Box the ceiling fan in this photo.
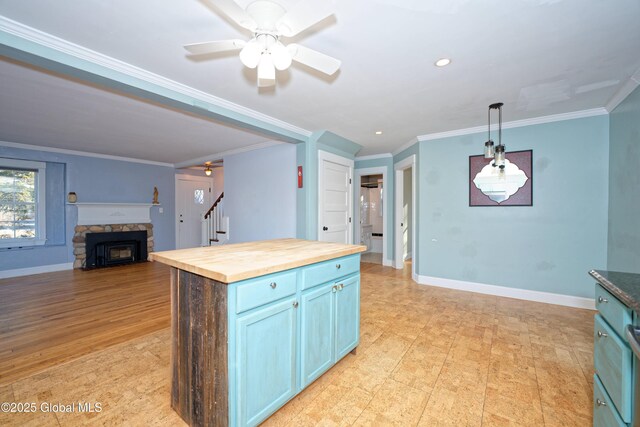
[184,0,341,87]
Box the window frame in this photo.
[0,158,47,248]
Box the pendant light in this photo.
[204,165,212,176]
[484,102,505,169]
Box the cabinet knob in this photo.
[597,330,608,338]
[336,264,341,269]
[596,398,607,407]
[338,283,344,290]
[332,285,337,293]
[598,296,608,303]
[270,282,277,289]
[293,301,299,308]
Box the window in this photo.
[194,189,204,205]
[0,158,46,248]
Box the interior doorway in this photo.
[175,174,213,249]
[395,155,416,279]
[355,167,387,265]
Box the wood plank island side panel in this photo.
[150,238,366,283]
[171,268,229,427]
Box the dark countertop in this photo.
[590,269,640,312]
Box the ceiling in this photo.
[1,0,639,162]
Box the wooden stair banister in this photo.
[204,192,224,219]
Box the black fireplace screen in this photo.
[84,230,147,269]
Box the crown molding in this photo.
[417,108,608,142]
[354,153,392,162]
[0,140,175,167]
[605,67,640,113]
[392,137,419,157]
[0,16,311,140]
[174,140,285,168]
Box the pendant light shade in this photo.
[484,102,505,168]
[257,54,276,87]
[484,140,495,159]
[239,38,261,69]
[270,41,292,70]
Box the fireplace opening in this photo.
[84,230,148,269]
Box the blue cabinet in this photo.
[300,273,360,389]
[300,282,335,388]
[229,254,361,427]
[335,274,360,360]
[593,284,635,426]
[236,297,298,426]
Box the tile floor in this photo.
[360,252,383,265]
[0,263,595,426]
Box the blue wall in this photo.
[608,85,640,272]
[224,143,297,243]
[0,144,176,271]
[416,115,609,298]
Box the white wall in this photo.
[212,166,224,200]
[224,143,297,243]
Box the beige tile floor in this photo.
[360,252,383,265]
[0,264,594,426]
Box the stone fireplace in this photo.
[71,203,156,269]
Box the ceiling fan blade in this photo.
[184,39,246,55]
[207,0,257,31]
[288,44,341,75]
[276,0,334,37]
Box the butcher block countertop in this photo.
[149,238,366,283]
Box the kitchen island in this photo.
[150,238,366,427]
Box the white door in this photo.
[318,151,353,244]
[176,176,212,249]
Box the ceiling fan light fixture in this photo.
[257,54,276,87]
[270,41,292,70]
[204,166,212,176]
[239,39,261,69]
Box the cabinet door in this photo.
[300,282,335,389]
[335,274,360,360]
[236,297,297,427]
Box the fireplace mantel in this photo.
[72,203,157,226]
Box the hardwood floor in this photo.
[0,262,171,385]
[0,262,595,426]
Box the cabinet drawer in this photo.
[235,271,297,314]
[595,284,632,338]
[593,374,626,427]
[594,314,632,423]
[301,255,359,290]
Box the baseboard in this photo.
[0,262,74,280]
[403,251,412,261]
[415,275,595,310]
[382,258,393,267]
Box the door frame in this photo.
[317,150,354,244]
[394,155,416,279]
[354,167,387,264]
[174,173,213,249]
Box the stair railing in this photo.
[204,192,225,244]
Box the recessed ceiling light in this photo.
[375,131,383,135]
[435,58,451,67]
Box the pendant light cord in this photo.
[498,104,502,148]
